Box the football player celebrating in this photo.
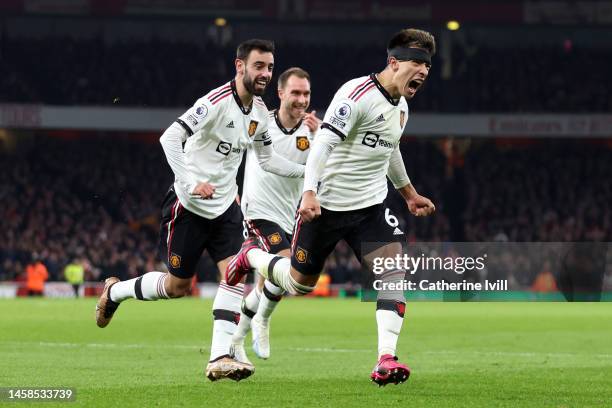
[230,67,319,363]
[226,29,436,386]
[95,39,305,382]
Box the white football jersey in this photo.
[242,110,314,234]
[174,80,270,219]
[317,74,409,211]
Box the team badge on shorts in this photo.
[268,232,282,245]
[295,247,308,263]
[296,136,310,151]
[400,111,406,128]
[248,120,259,137]
[169,253,181,268]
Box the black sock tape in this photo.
[134,276,144,300]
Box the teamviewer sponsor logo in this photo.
[362,132,394,149]
[362,132,379,148]
[216,141,232,156]
[378,139,394,149]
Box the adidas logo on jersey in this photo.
[393,227,403,236]
[376,114,385,122]
[226,121,235,128]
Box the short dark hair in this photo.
[236,39,275,61]
[277,67,311,89]
[387,28,436,56]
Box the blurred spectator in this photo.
[64,257,85,297]
[531,260,558,292]
[0,134,610,287]
[1,36,609,113]
[25,254,48,296]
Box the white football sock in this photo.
[376,309,404,358]
[232,287,261,343]
[244,286,262,312]
[246,248,277,279]
[109,271,169,303]
[258,280,284,319]
[245,251,314,296]
[210,282,244,361]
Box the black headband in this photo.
[387,47,431,65]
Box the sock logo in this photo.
[295,247,308,263]
[169,253,181,268]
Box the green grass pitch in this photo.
[1,298,611,407]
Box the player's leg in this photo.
[364,242,409,386]
[205,202,254,381]
[232,274,262,352]
[248,263,286,359]
[232,220,290,359]
[231,274,263,361]
[244,220,289,320]
[348,203,410,386]
[231,220,267,350]
[96,191,204,328]
[249,220,291,320]
[226,212,339,295]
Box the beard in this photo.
[243,73,268,96]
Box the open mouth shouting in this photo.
[406,78,424,96]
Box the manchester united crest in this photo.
[268,232,282,245]
[248,120,259,137]
[169,253,181,268]
[295,247,308,263]
[400,111,406,128]
[296,136,310,151]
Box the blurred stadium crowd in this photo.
[1,36,610,113]
[1,135,609,287]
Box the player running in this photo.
[230,67,319,364]
[95,39,305,382]
[226,29,436,386]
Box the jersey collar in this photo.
[370,73,400,106]
[274,110,303,135]
[230,79,252,115]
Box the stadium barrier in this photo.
[1,281,611,301]
[2,104,612,137]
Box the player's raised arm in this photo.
[251,124,305,178]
